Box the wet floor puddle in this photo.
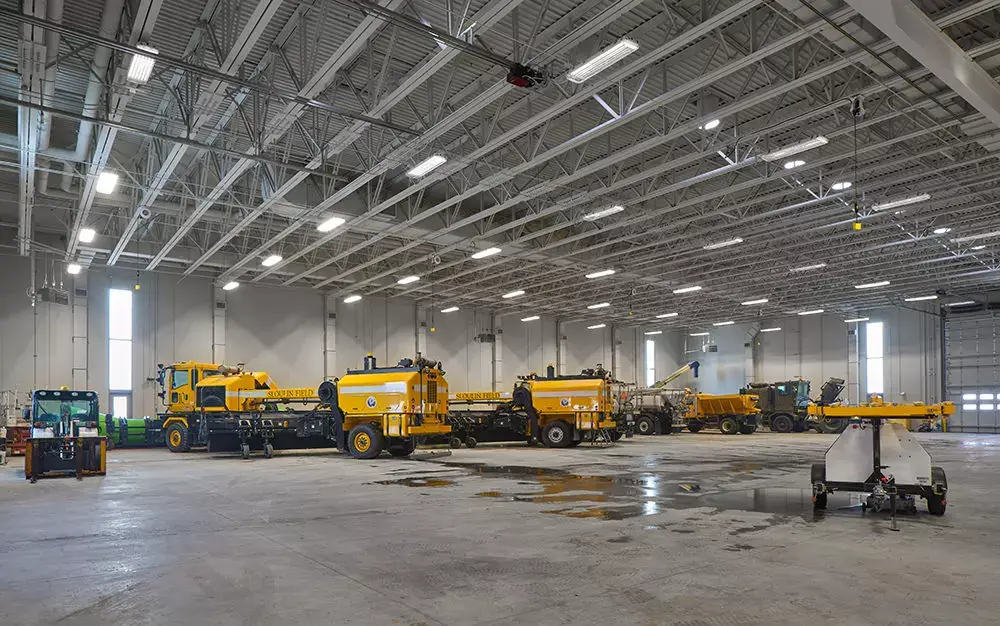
[374,477,456,488]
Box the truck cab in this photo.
[156,361,221,413]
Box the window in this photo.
[111,395,129,418]
[172,369,190,390]
[865,321,884,396]
[109,288,133,393]
[645,339,656,387]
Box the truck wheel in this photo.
[686,420,704,433]
[719,417,739,435]
[541,421,572,448]
[387,438,416,457]
[348,424,384,459]
[449,437,463,449]
[770,414,794,433]
[926,466,947,515]
[263,443,274,459]
[464,436,478,449]
[165,424,191,452]
[739,423,757,435]
[240,443,250,460]
[636,415,656,435]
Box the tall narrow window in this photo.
[645,339,656,387]
[109,289,133,415]
[865,321,884,396]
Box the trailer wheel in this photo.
[686,420,704,433]
[449,437,463,449]
[240,443,250,460]
[719,417,739,435]
[542,421,572,448]
[739,423,757,435]
[926,466,947,515]
[165,424,191,452]
[388,438,416,457]
[464,436,478,449]
[263,443,274,459]
[636,415,656,435]
[348,424,384,459]
[770,414,794,434]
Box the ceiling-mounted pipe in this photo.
[60,0,125,192]
[36,0,63,195]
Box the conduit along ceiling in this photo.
[4,0,1000,329]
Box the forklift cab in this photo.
[29,389,100,438]
[156,362,221,412]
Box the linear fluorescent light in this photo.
[871,193,930,211]
[127,44,158,84]
[702,237,743,250]
[945,301,976,307]
[587,323,607,330]
[567,38,639,84]
[952,230,1000,243]
[406,155,447,177]
[78,227,96,243]
[844,317,870,323]
[471,247,501,259]
[95,171,118,194]
[741,298,768,306]
[521,315,540,322]
[790,263,826,272]
[317,216,346,233]
[700,118,720,131]
[261,254,282,267]
[904,295,938,302]
[223,281,239,291]
[783,160,805,170]
[713,321,734,326]
[502,290,525,299]
[343,295,362,303]
[760,136,828,162]
[441,306,459,313]
[971,245,987,251]
[587,302,611,309]
[66,263,81,275]
[582,205,625,221]
[854,280,890,289]
[933,227,951,235]
[760,327,781,333]
[656,312,678,318]
[644,330,662,335]
[830,181,852,191]
[690,332,710,337]
[798,309,824,316]
[585,269,616,279]
[397,275,420,285]
[673,286,702,294]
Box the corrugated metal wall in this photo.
[945,311,1000,433]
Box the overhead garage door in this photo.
[945,311,1000,433]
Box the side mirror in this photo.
[22,407,30,421]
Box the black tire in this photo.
[813,492,828,510]
[240,443,250,460]
[686,420,704,433]
[165,424,191,452]
[263,443,273,459]
[567,440,582,447]
[816,418,848,434]
[739,423,756,435]
[465,437,478,449]
[770,414,794,434]
[811,463,827,510]
[792,420,806,433]
[449,437,463,449]
[541,420,572,448]
[636,415,656,436]
[608,430,623,442]
[387,438,416,458]
[348,424,384,459]
[719,417,739,435]
[927,466,947,515]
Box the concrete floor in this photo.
[2,432,1000,625]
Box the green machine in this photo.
[98,415,165,448]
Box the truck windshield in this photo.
[34,399,97,425]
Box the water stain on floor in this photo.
[374,477,456,488]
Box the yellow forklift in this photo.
[24,389,106,482]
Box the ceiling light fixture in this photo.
[585,269,616,279]
[790,263,827,272]
[945,301,976,307]
[656,312,678,319]
[406,155,447,177]
[587,302,611,309]
[952,230,1000,243]
[904,295,938,302]
[587,323,607,330]
[854,280,890,289]
[567,38,639,83]
[644,330,662,335]
[78,227,96,243]
[871,193,930,211]
[713,321,735,326]
[343,295,362,303]
[933,227,951,235]
[760,327,781,333]
[471,247,501,259]
[830,181,852,191]
[317,216,346,233]
[223,281,239,291]
[760,136,829,162]
[582,205,625,221]
[66,263,81,275]
[783,160,805,169]
[700,118,721,130]
[673,286,702,294]
[971,245,987,251]
[741,298,768,306]
[798,309,824,316]
[702,237,743,250]
[441,306,459,313]
[844,317,870,323]
[95,171,119,194]
[127,44,158,84]
[502,290,525,299]
[690,332,710,337]
[521,315,540,322]
[261,254,282,267]
[397,275,420,285]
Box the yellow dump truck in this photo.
[511,365,626,447]
[318,354,451,459]
[681,392,761,435]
